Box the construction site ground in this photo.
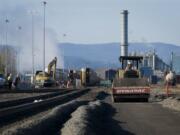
[1,85,180,135]
[0,92,52,102]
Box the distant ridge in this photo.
[58,42,180,69]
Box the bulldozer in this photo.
[35,57,57,88]
[112,56,150,102]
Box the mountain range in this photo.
[58,42,180,69]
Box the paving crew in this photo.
[165,71,176,96]
[7,73,13,89]
[124,61,138,78]
[13,74,21,89]
[125,61,133,71]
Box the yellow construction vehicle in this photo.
[35,57,57,88]
[80,68,99,86]
[112,56,150,102]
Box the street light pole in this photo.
[18,26,22,73]
[5,19,9,76]
[43,1,47,72]
[62,34,66,80]
[31,12,35,84]
[16,26,20,74]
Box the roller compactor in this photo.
[112,56,150,102]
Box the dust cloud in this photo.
[0,1,64,73]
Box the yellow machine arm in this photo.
[47,57,57,79]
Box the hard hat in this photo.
[127,61,132,65]
[45,68,48,72]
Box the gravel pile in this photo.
[1,88,110,135]
[159,97,180,111]
[61,100,107,135]
[1,100,86,135]
[150,88,180,111]
[150,93,167,102]
[77,87,109,101]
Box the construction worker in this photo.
[124,61,138,78]
[67,80,71,88]
[13,74,21,89]
[7,73,13,89]
[165,71,176,96]
[125,61,133,71]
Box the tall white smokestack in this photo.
[121,10,128,56]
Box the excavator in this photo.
[112,56,150,102]
[35,57,57,88]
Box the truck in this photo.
[112,56,150,102]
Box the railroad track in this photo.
[0,88,69,93]
[0,89,74,109]
[0,88,90,127]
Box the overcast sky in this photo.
[0,0,180,45]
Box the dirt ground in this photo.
[1,86,180,135]
[0,88,106,135]
[0,93,52,102]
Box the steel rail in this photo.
[0,88,89,127]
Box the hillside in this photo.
[58,42,180,69]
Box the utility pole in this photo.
[17,26,22,73]
[43,1,47,72]
[31,12,35,84]
[62,34,66,80]
[5,19,9,76]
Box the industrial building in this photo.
[141,51,170,71]
[120,10,169,76]
[172,52,180,74]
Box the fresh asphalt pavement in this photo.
[107,100,180,135]
[92,88,180,135]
